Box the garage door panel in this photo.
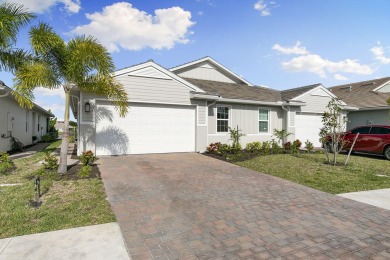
[295,114,323,147]
[96,103,195,155]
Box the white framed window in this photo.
[259,108,270,133]
[217,106,230,133]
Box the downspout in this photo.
[281,102,290,143]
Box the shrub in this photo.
[41,134,56,142]
[218,144,232,156]
[293,139,302,148]
[69,136,75,143]
[78,165,92,178]
[0,152,14,174]
[42,152,58,170]
[246,141,262,153]
[207,142,221,154]
[262,141,271,155]
[271,139,282,154]
[283,141,291,150]
[228,126,245,154]
[305,140,314,153]
[273,129,292,144]
[80,150,97,166]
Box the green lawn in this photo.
[0,141,115,239]
[236,152,390,194]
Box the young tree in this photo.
[13,23,128,173]
[319,98,348,166]
[0,3,35,72]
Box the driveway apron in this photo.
[99,153,390,259]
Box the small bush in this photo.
[293,139,302,148]
[80,150,97,166]
[305,140,314,153]
[262,141,271,155]
[290,139,302,154]
[207,142,221,154]
[41,134,56,142]
[42,152,58,170]
[283,141,291,150]
[0,152,14,174]
[271,139,282,154]
[78,165,92,178]
[246,141,262,153]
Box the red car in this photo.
[340,125,390,160]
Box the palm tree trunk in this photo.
[58,88,70,173]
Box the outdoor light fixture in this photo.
[85,102,91,112]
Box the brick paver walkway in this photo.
[99,153,390,259]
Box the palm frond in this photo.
[14,60,62,89]
[0,3,35,49]
[11,85,34,109]
[0,48,33,72]
[66,35,115,81]
[77,75,128,117]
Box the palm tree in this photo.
[0,3,35,72]
[14,23,128,173]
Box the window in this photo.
[259,109,269,133]
[351,127,371,134]
[370,127,390,135]
[217,106,229,132]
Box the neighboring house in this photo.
[71,57,352,156]
[0,81,54,152]
[329,77,390,129]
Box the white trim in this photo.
[258,107,271,134]
[114,61,205,93]
[216,104,232,133]
[373,79,390,92]
[169,57,253,86]
[219,98,304,106]
[357,106,390,111]
[246,133,273,136]
[289,110,295,128]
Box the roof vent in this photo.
[360,82,374,87]
[147,59,154,62]
[340,86,352,92]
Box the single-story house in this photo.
[329,77,390,129]
[71,57,353,156]
[0,81,54,152]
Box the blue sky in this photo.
[1,0,390,120]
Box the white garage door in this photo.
[95,103,195,155]
[295,113,323,147]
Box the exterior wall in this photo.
[175,61,240,84]
[116,75,192,105]
[0,97,49,152]
[297,93,333,113]
[347,109,390,130]
[78,123,95,154]
[206,103,284,148]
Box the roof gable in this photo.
[170,57,253,86]
[114,61,205,93]
[291,84,343,103]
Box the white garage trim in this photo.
[95,102,196,155]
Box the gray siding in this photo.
[377,83,390,93]
[196,126,207,152]
[347,110,390,129]
[116,75,192,105]
[191,99,207,125]
[297,93,333,113]
[206,103,284,148]
[176,63,238,84]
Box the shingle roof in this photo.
[184,78,281,102]
[281,84,321,100]
[329,77,390,108]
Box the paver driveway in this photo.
[99,153,390,259]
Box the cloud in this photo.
[334,74,348,81]
[254,0,278,16]
[282,54,373,78]
[371,42,390,64]
[70,2,195,52]
[0,0,81,13]
[272,41,309,55]
[34,87,65,99]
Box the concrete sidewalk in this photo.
[338,188,390,211]
[0,223,130,260]
[9,143,51,160]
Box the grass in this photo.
[235,152,390,194]
[0,141,115,239]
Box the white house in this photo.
[0,81,53,152]
[70,57,353,156]
[330,77,390,129]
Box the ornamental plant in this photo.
[0,152,14,174]
[207,142,221,154]
[42,152,58,170]
[80,150,97,166]
[305,140,314,153]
